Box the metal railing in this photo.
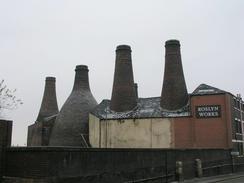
[123,158,240,183]
[124,174,174,183]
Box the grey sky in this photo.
[0,0,243,145]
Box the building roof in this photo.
[91,97,190,120]
[192,84,227,96]
[91,83,232,120]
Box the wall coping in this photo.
[6,147,231,152]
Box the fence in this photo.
[123,157,244,183]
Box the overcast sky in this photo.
[0,0,243,145]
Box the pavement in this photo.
[179,172,244,183]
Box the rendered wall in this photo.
[89,115,172,148]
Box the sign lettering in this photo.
[196,105,221,118]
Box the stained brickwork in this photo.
[27,77,59,146]
[110,45,137,112]
[27,122,42,146]
[173,93,232,149]
[36,77,59,122]
[161,40,189,110]
[4,147,231,182]
[27,116,56,146]
[0,120,12,181]
[0,120,12,147]
[49,65,97,146]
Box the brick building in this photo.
[25,40,244,154]
[89,84,243,153]
[89,40,244,155]
[1,40,244,182]
[174,83,240,150]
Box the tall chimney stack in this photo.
[49,65,97,146]
[110,45,137,112]
[36,77,59,121]
[160,40,188,110]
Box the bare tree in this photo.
[0,79,23,117]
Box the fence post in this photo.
[230,151,239,173]
[195,159,203,178]
[176,161,183,182]
[231,155,236,173]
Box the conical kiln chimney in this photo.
[36,77,59,122]
[160,40,188,110]
[49,65,97,146]
[110,45,137,112]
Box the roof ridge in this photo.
[192,83,227,95]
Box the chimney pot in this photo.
[165,39,180,46]
[45,77,56,82]
[72,65,90,91]
[75,65,88,71]
[116,45,131,51]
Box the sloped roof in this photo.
[91,97,190,120]
[192,84,227,96]
[91,83,231,120]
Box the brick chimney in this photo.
[110,45,137,112]
[49,65,97,146]
[72,65,90,91]
[160,40,188,110]
[36,77,59,122]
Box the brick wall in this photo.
[0,120,12,182]
[4,147,231,182]
[27,122,42,146]
[27,117,56,147]
[174,93,233,149]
